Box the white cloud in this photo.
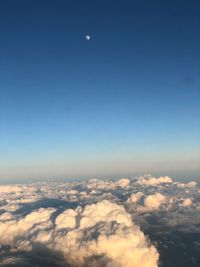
[127,192,143,204]
[55,209,77,230]
[86,179,116,190]
[66,189,78,195]
[79,200,132,229]
[0,175,199,266]
[0,208,55,243]
[0,185,22,194]
[54,200,159,267]
[180,198,193,207]
[0,203,21,212]
[86,178,130,191]
[137,175,173,186]
[0,200,159,267]
[176,181,197,188]
[138,193,167,212]
[116,178,130,188]
[0,212,16,222]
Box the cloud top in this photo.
[137,175,173,186]
[0,200,159,267]
[0,174,199,266]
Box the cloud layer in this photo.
[0,174,199,266]
[0,200,158,267]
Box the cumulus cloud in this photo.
[54,200,159,267]
[80,200,132,229]
[0,212,16,222]
[180,198,193,207]
[137,175,173,186]
[0,185,23,193]
[55,209,77,230]
[0,175,199,266]
[176,181,197,188]
[66,190,78,195]
[85,178,130,192]
[137,193,167,212]
[127,192,143,204]
[116,178,130,188]
[0,203,21,212]
[0,200,159,267]
[86,179,117,191]
[0,208,55,243]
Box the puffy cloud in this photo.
[0,175,199,266]
[0,208,55,243]
[55,209,77,230]
[180,198,193,207]
[66,190,78,195]
[86,179,117,190]
[187,181,197,187]
[56,223,158,267]
[138,193,167,212]
[86,178,130,191]
[116,178,130,188]
[80,200,132,229]
[0,212,16,221]
[137,176,173,186]
[127,192,143,204]
[0,185,22,193]
[176,181,197,188]
[0,203,21,212]
[0,200,159,267]
[54,200,159,267]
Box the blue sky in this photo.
[0,0,200,181]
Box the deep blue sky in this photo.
[0,0,200,181]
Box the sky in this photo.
[0,0,200,181]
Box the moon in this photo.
[85,35,91,40]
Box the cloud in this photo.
[176,181,197,188]
[137,175,173,186]
[0,208,55,243]
[137,193,167,212]
[86,179,117,191]
[54,200,159,267]
[116,178,130,188]
[127,192,143,204]
[0,200,159,267]
[0,203,21,212]
[79,200,132,229]
[0,185,23,194]
[180,198,193,207]
[86,178,130,191]
[55,209,77,230]
[0,212,16,222]
[0,256,22,266]
[0,174,199,266]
